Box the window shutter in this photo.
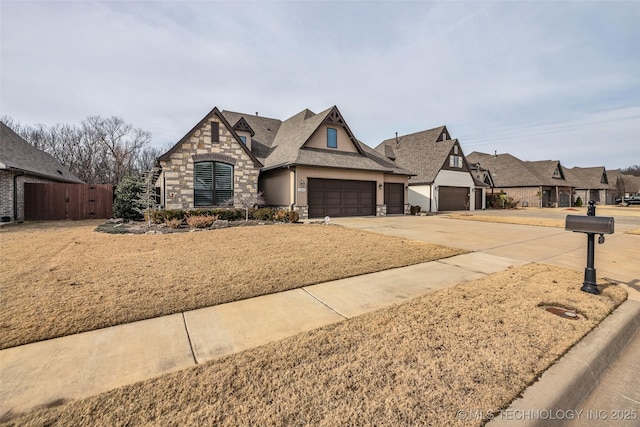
[449,155,454,167]
[194,162,214,206]
[214,163,233,205]
[211,122,219,143]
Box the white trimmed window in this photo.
[449,155,463,168]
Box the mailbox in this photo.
[565,215,614,234]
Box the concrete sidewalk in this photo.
[0,251,525,419]
[1,215,638,421]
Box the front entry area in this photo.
[308,178,376,218]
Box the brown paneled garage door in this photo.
[384,183,404,214]
[308,178,375,218]
[438,186,469,211]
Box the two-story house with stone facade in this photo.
[157,106,412,219]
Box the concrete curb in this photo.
[488,299,640,426]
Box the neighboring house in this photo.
[157,106,412,219]
[375,126,486,212]
[566,166,615,205]
[466,152,574,208]
[620,173,640,197]
[0,121,84,223]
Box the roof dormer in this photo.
[233,117,255,150]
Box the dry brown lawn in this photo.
[0,221,465,349]
[446,210,640,234]
[5,264,626,426]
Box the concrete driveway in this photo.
[333,214,640,287]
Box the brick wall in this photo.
[492,187,541,208]
[160,116,260,210]
[0,170,14,220]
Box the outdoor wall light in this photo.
[299,179,306,188]
[379,184,383,189]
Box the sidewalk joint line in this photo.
[182,312,198,365]
[435,258,489,276]
[301,288,349,320]
[481,231,566,251]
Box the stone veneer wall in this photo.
[294,205,308,220]
[160,116,260,210]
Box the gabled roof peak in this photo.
[232,116,255,136]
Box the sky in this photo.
[1,1,639,170]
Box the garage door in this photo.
[384,183,404,214]
[308,178,375,218]
[438,186,469,211]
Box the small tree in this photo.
[229,192,266,222]
[140,166,161,226]
[113,175,146,220]
[575,196,583,207]
[498,191,508,208]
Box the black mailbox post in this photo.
[565,200,615,294]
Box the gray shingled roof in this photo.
[159,107,262,167]
[162,106,412,176]
[524,160,569,186]
[466,152,570,188]
[374,127,456,184]
[621,174,640,194]
[565,166,613,190]
[220,111,281,162]
[0,122,84,183]
[258,106,411,175]
[260,107,329,169]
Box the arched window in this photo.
[194,162,233,206]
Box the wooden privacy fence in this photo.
[24,183,113,220]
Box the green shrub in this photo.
[149,207,300,224]
[151,208,243,223]
[251,207,299,223]
[150,209,185,223]
[575,197,583,207]
[113,175,145,220]
[251,207,276,221]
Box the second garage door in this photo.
[308,178,375,218]
[384,183,404,214]
[438,186,469,211]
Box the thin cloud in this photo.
[1,1,638,169]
